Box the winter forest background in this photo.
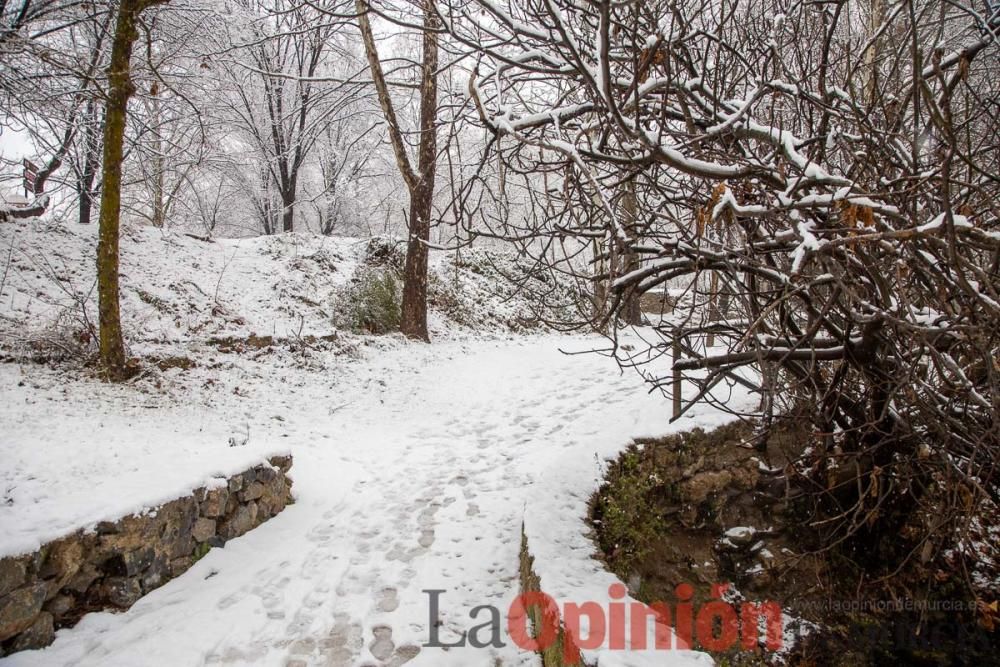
[1,0,999,664]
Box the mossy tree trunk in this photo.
[97,0,167,380]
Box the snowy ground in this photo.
[2,332,754,667]
[0,221,755,666]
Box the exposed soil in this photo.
[589,417,999,666]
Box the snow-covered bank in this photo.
[0,363,291,557]
[522,385,755,667]
[0,221,579,357]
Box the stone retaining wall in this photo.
[0,455,293,656]
[519,528,588,667]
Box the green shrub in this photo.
[590,447,665,575]
[332,267,401,334]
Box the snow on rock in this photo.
[724,526,756,543]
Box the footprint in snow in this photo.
[417,504,439,527]
[367,625,421,666]
[315,613,364,666]
[376,587,399,613]
[336,569,374,596]
[386,543,420,563]
[216,591,243,610]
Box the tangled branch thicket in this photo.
[446,0,1000,576]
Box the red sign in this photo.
[23,158,38,194]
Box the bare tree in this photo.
[446,0,1000,573]
[211,0,355,234]
[0,0,113,221]
[313,118,381,235]
[355,0,439,340]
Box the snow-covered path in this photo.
[3,334,743,667]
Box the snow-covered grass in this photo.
[522,352,757,667]
[0,220,581,363]
[0,221,352,347]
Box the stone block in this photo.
[201,487,229,518]
[256,465,277,483]
[104,545,155,578]
[192,518,217,543]
[268,455,293,473]
[7,611,53,653]
[64,563,100,595]
[168,556,194,578]
[39,538,84,598]
[43,594,74,621]
[140,552,169,593]
[0,582,46,642]
[240,481,265,502]
[97,514,159,554]
[219,502,257,541]
[0,558,27,598]
[96,577,142,609]
[159,497,198,560]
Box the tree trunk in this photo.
[620,177,642,325]
[398,4,438,341]
[356,0,438,341]
[281,184,296,233]
[150,81,166,228]
[401,182,432,339]
[79,186,94,226]
[593,236,609,333]
[96,0,165,380]
[78,100,100,225]
[864,0,885,105]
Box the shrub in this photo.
[590,447,666,575]
[331,267,401,335]
[0,307,96,365]
[427,272,475,326]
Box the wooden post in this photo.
[672,328,682,419]
[707,270,719,348]
[621,177,642,325]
